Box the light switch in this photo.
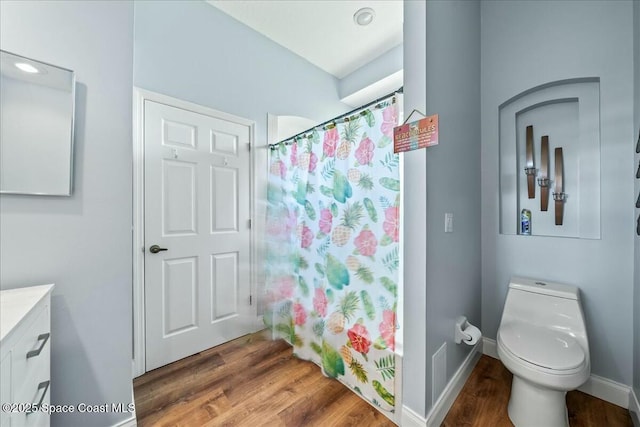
[445,213,453,233]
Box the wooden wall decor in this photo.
[538,136,550,211]
[553,147,566,225]
[525,125,536,198]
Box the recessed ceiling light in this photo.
[354,7,375,26]
[15,62,39,73]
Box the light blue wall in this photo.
[402,0,481,417]
[338,44,403,100]
[481,0,635,385]
[423,0,481,413]
[402,0,428,417]
[134,0,349,139]
[634,0,640,406]
[0,1,135,426]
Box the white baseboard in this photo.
[400,342,481,427]
[112,383,138,427]
[425,341,482,427]
[630,388,640,427]
[578,374,631,409]
[112,415,136,427]
[482,337,498,359]
[482,337,633,410]
[401,404,427,427]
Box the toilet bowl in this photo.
[497,277,590,427]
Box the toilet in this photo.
[497,277,590,427]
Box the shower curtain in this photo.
[264,97,400,413]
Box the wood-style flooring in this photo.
[442,354,634,427]
[133,331,395,426]
[134,332,633,427]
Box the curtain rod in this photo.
[270,87,403,149]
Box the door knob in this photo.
[149,245,168,254]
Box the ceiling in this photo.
[206,0,403,79]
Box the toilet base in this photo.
[508,375,569,427]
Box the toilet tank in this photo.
[500,277,588,346]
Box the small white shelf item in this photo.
[1,284,54,427]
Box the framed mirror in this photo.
[0,50,75,196]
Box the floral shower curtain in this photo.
[264,97,400,413]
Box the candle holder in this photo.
[537,177,550,187]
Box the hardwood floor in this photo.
[442,355,634,427]
[135,334,633,427]
[133,331,395,426]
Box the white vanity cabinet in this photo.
[0,284,54,427]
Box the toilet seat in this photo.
[498,322,586,374]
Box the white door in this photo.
[144,100,254,371]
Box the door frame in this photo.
[132,88,258,377]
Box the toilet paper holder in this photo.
[454,316,481,345]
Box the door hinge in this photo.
[249,295,253,305]
[247,143,251,151]
[248,219,252,229]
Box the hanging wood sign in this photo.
[393,114,439,153]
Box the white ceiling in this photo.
[206,0,403,79]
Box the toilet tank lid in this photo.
[509,277,579,300]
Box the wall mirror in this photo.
[0,50,75,196]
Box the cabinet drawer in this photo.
[13,354,50,410]
[11,304,50,401]
[11,378,50,427]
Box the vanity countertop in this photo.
[0,284,54,343]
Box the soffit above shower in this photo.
[206,0,403,79]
